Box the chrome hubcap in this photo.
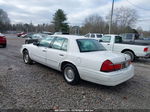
[64,67,75,82]
[24,53,29,63]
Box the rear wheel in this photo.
[63,64,80,85]
[23,50,33,64]
[123,51,135,61]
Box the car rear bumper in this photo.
[0,40,6,44]
[138,53,150,58]
[145,53,150,58]
[79,65,134,86]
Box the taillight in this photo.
[1,36,5,39]
[101,60,127,72]
[144,47,149,52]
[101,60,114,72]
[114,64,122,70]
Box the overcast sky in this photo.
[0,0,150,31]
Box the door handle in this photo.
[107,44,110,45]
[59,54,64,56]
[42,50,47,52]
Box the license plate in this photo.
[122,62,128,68]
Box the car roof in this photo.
[87,33,103,34]
[103,34,119,36]
[52,35,86,40]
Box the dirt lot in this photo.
[0,34,150,110]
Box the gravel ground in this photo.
[0,34,150,110]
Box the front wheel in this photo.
[23,50,33,64]
[63,64,80,85]
[123,51,135,61]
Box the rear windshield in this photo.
[77,39,106,52]
[126,34,133,40]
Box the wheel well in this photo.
[61,61,76,71]
[121,49,135,56]
[22,48,28,54]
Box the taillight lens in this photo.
[144,47,149,52]
[114,64,122,70]
[101,60,114,72]
[100,60,130,72]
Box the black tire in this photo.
[123,51,135,61]
[23,50,33,64]
[3,44,6,48]
[62,64,80,85]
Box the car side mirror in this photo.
[33,41,39,46]
[99,40,103,42]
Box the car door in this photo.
[113,36,123,52]
[46,37,68,70]
[31,39,51,65]
[101,36,112,51]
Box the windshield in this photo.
[77,39,106,52]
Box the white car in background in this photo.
[21,35,134,86]
[100,34,150,61]
[85,33,103,41]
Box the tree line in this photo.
[0,9,69,33]
[0,8,150,36]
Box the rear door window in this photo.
[61,39,68,51]
[51,37,68,51]
[39,40,50,47]
[39,36,54,47]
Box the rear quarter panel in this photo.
[69,53,104,81]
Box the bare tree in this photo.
[107,7,138,34]
[81,14,108,34]
[114,7,137,26]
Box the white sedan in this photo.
[21,35,134,86]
